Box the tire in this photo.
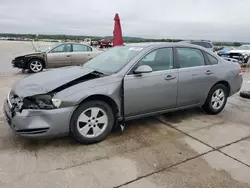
[71,100,114,144]
[239,91,250,99]
[28,59,44,73]
[202,84,228,115]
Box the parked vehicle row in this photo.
[11,42,102,73]
[3,43,243,144]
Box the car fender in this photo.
[25,55,46,68]
[56,81,122,116]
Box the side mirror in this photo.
[134,65,153,74]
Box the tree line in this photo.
[0,33,243,46]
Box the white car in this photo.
[228,45,250,63]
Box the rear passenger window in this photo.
[73,44,91,52]
[177,48,205,68]
[206,53,218,65]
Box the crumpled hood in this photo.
[17,52,44,57]
[15,52,44,59]
[12,66,95,97]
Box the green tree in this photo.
[232,42,241,46]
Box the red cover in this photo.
[113,13,124,46]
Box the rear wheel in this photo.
[202,84,228,114]
[28,59,44,73]
[71,100,114,144]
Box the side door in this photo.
[124,47,179,118]
[71,44,92,65]
[176,47,216,107]
[46,44,72,68]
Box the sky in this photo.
[1,0,250,42]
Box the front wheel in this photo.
[28,59,44,73]
[202,84,228,115]
[71,100,114,144]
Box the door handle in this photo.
[165,75,176,81]
[66,55,71,57]
[206,70,213,75]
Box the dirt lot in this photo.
[0,41,250,188]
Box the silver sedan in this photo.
[11,42,102,73]
[3,43,243,144]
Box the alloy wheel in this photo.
[211,89,225,110]
[30,61,43,72]
[77,107,108,138]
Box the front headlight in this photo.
[23,94,55,109]
[244,54,249,59]
[52,98,62,108]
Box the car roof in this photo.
[125,42,210,50]
[124,42,216,56]
[180,40,212,44]
[125,42,166,47]
[55,42,92,47]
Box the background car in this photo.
[180,40,215,52]
[3,43,243,144]
[217,46,235,57]
[11,42,103,73]
[227,45,250,64]
[99,39,112,48]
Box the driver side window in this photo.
[50,44,72,53]
[136,48,174,72]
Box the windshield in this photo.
[38,46,52,52]
[236,45,250,50]
[83,46,143,74]
[36,43,61,52]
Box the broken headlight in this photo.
[23,94,57,109]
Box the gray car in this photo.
[3,43,243,144]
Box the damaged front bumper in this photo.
[3,99,75,138]
[12,59,26,69]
